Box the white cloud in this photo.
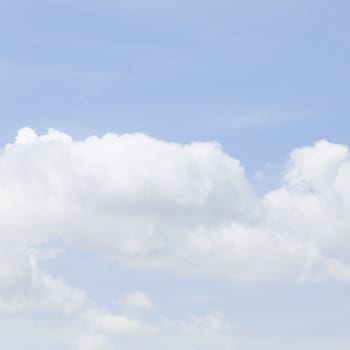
[76,334,112,350]
[0,242,85,312]
[77,308,235,350]
[3,131,350,349]
[178,310,233,335]
[82,309,156,335]
[77,308,156,350]
[119,290,153,310]
[1,127,350,296]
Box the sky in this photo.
[1,0,350,349]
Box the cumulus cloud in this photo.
[1,127,350,296]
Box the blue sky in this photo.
[1,0,350,163]
[1,1,350,349]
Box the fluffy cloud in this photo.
[1,127,350,298]
[0,127,257,277]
